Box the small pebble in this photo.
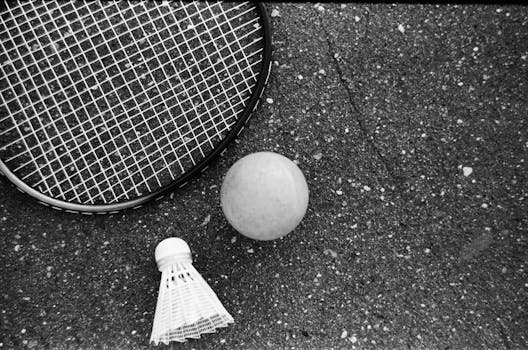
[324,249,338,258]
[313,152,323,160]
[341,330,348,338]
[397,24,405,33]
[462,167,473,177]
[201,214,211,226]
[270,9,280,17]
[266,97,273,104]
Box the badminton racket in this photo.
[0,1,272,213]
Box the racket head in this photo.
[0,1,272,213]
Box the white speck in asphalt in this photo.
[397,24,405,33]
[336,190,343,195]
[270,9,280,17]
[266,97,273,104]
[350,335,357,343]
[14,245,21,252]
[341,330,348,338]
[51,41,60,51]
[324,249,338,258]
[201,214,211,226]
[462,167,473,177]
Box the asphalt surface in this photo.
[1,3,528,350]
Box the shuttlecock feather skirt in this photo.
[150,262,234,345]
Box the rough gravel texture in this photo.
[1,3,528,350]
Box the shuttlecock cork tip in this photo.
[155,237,192,271]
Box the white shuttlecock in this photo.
[150,237,234,345]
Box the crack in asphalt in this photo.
[318,16,408,198]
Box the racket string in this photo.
[179,3,249,143]
[11,48,262,193]
[3,3,89,202]
[0,2,252,110]
[31,77,259,202]
[0,6,261,133]
[0,1,265,204]
[57,97,253,202]
[8,51,258,190]
[1,10,262,156]
[39,1,132,202]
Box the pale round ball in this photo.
[220,152,309,240]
